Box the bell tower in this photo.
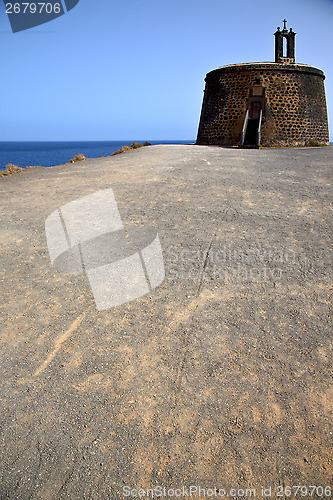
[274,19,296,63]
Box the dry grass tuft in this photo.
[110,141,151,156]
[0,163,24,177]
[67,153,86,163]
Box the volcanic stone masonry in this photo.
[196,20,329,148]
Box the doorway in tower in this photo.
[240,83,265,148]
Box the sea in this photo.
[0,140,195,171]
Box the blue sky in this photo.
[1,0,332,141]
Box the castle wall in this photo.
[196,63,329,147]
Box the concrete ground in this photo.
[0,145,332,499]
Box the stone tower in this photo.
[196,21,329,148]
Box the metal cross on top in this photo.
[283,19,288,30]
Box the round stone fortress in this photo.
[196,20,329,148]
